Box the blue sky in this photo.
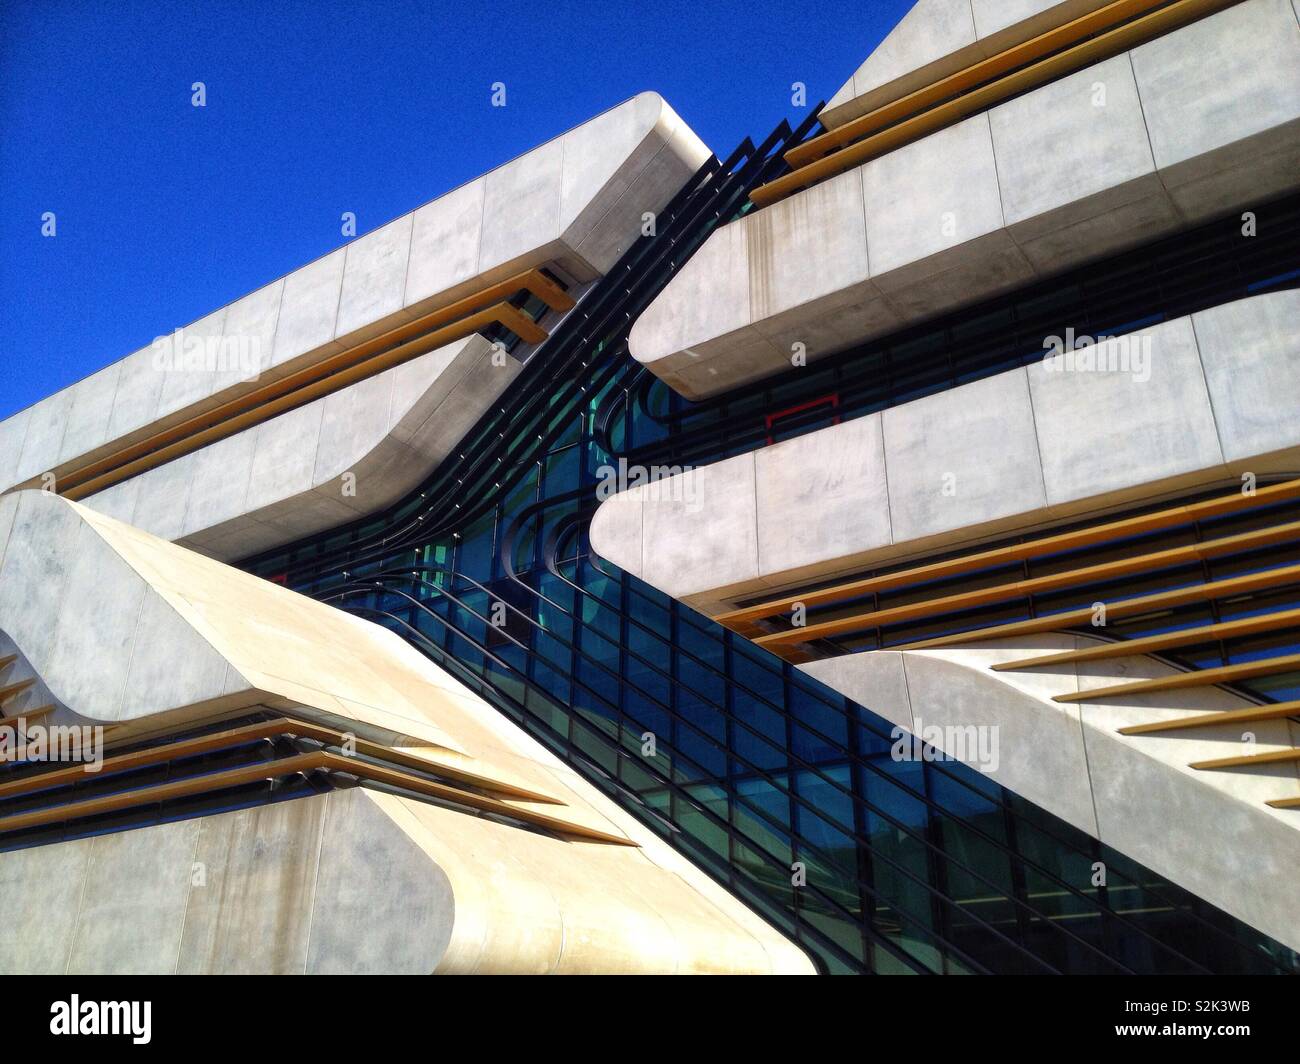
[0,0,910,420]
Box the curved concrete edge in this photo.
[599,291,1300,611]
[79,333,515,561]
[0,490,814,972]
[0,91,712,495]
[631,0,1300,398]
[561,92,711,276]
[823,0,1117,130]
[799,637,1300,953]
[0,488,467,750]
[383,790,812,974]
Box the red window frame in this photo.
[764,393,841,445]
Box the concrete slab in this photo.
[271,248,346,371]
[336,215,415,342]
[1194,289,1300,464]
[882,369,1047,543]
[755,414,891,577]
[1027,317,1224,507]
[66,819,201,974]
[58,363,121,465]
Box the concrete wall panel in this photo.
[66,818,202,975]
[336,215,415,342]
[755,412,891,579]
[863,114,1005,276]
[272,248,346,370]
[58,363,121,465]
[0,408,30,491]
[1194,288,1300,463]
[1027,317,1224,506]
[640,454,761,601]
[13,390,73,484]
[221,279,284,381]
[0,838,91,974]
[990,54,1169,271]
[155,309,229,421]
[479,139,565,276]
[181,430,256,537]
[42,521,150,720]
[177,798,328,975]
[129,451,196,541]
[306,788,456,974]
[1131,0,1300,175]
[404,179,485,312]
[105,346,168,441]
[883,369,1046,544]
[750,168,869,321]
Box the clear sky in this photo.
[0,0,911,420]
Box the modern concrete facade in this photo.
[630,0,1300,398]
[4,0,1300,975]
[593,0,1300,968]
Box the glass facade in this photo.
[244,125,1300,974]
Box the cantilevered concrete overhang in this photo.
[81,334,514,559]
[0,93,710,558]
[629,0,1300,399]
[0,491,812,974]
[821,0,1125,131]
[599,290,1300,610]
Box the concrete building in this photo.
[3,0,1299,973]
